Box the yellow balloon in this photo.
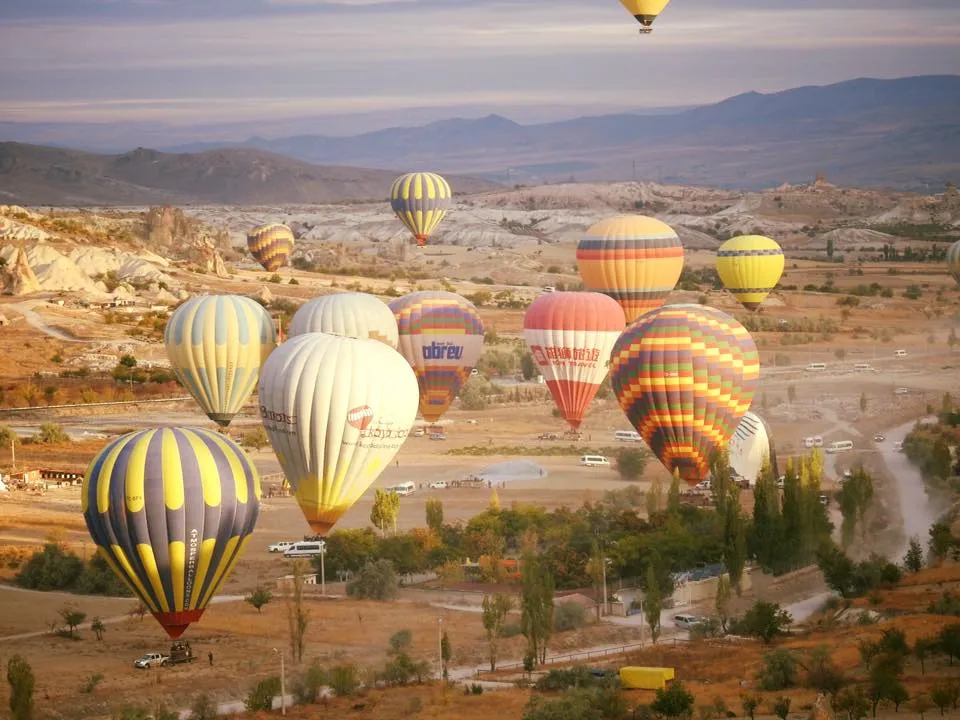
[715,235,785,311]
[619,0,671,30]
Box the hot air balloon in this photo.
[577,215,684,324]
[165,295,277,427]
[523,292,625,430]
[247,223,294,272]
[715,235,785,311]
[289,292,399,348]
[947,240,960,288]
[610,304,759,484]
[619,0,671,32]
[389,291,484,423]
[258,333,419,535]
[82,427,260,638]
[728,411,778,487]
[390,172,452,247]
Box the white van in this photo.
[387,481,416,496]
[894,350,907,358]
[284,541,325,558]
[614,430,642,442]
[803,436,815,448]
[542,286,556,293]
[813,436,824,448]
[826,440,854,454]
[853,363,874,372]
[579,455,610,467]
[805,363,826,372]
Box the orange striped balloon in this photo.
[247,223,294,272]
[577,215,684,323]
[610,304,759,484]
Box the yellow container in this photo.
[618,666,675,690]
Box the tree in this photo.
[833,686,870,720]
[245,585,273,613]
[930,683,953,714]
[91,617,105,641]
[245,677,281,711]
[914,636,937,674]
[616,448,647,481]
[668,469,681,512]
[520,352,538,381]
[285,559,310,664]
[757,649,798,691]
[425,498,444,532]
[905,536,925,573]
[489,488,501,511]
[7,655,35,720]
[908,695,935,719]
[773,697,791,720]
[482,594,512,671]
[59,606,87,638]
[650,681,695,717]
[869,657,908,715]
[839,466,874,547]
[346,559,400,601]
[646,475,664,517]
[929,522,954,565]
[643,562,662,644]
[804,645,847,695]
[521,552,554,665]
[715,574,731,632]
[826,236,835,259]
[328,664,360,696]
[937,624,960,665]
[441,631,452,680]
[16,543,84,591]
[860,393,868,412]
[36,423,69,444]
[241,426,269,451]
[722,501,747,594]
[371,488,400,536]
[735,601,792,644]
[741,694,760,720]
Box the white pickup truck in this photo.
[134,653,169,669]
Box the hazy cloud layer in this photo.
[1,0,957,131]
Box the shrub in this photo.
[245,676,281,711]
[523,687,626,720]
[36,423,70,444]
[346,559,399,600]
[615,448,648,481]
[294,660,327,704]
[554,601,588,632]
[651,681,696,717]
[329,663,360,696]
[757,649,797,691]
[190,694,218,720]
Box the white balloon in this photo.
[258,332,419,535]
[289,292,399,348]
[728,411,775,487]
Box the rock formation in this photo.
[0,246,41,295]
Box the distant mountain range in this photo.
[156,75,960,192]
[0,75,957,202]
[0,144,499,206]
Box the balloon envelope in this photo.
[577,215,684,323]
[728,411,778,486]
[165,295,277,427]
[715,235,785,311]
[247,223,294,272]
[610,304,760,484]
[258,333,420,535]
[289,292,399,348]
[619,0,670,26]
[947,240,960,288]
[390,291,485,423]
[523,292,625,430]
[390,172,452,247]
[82,427,260,639]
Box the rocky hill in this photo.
[0,143,501,206]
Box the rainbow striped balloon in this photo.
[247,223,294,272]
[389,291,484,423]
[610,304,759,484]
[577,215,685,323]
[390,172,452,247]
[82,427,260,639]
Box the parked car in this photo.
[873,434,885,442]
[134,653,169,669]
[429,481,448,490]
[819,494,829,506]
[695,480,711,492]
[267,541,294,553]
[673,614,704,629]
[894,387,909,395]
[538,432,559,441]
[412,428,425,437]
[429,432,447,441]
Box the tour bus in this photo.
[826,440,854,454]
[805,362,827,372]
[579,455,611,467]
[387,481,416,496]
[614,430,642,442]
[895,349,908,358]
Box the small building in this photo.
[0,313,8,327]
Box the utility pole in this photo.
[10,433,15,471]
[437,617,444,680]
[273,647,286,716]
[319,539,326,595]
[602,558,608,618]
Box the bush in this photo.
[554,601,588,632]
[523,687,627,720]
[534,666,613,692]
[346,559,400,600]
[731,601,792,643]
[245,676,281,711]
[294,660,327,704]
[329,663,360,696]
[7,655,35,720]
[615,448,648,481]
[757,649,798,691]
[650,681,696,716]
[190,694,217,720]
[16,543,84,591]
[35,423,70,444]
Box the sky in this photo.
[0,0,958,137]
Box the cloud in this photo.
[0,0,957,127]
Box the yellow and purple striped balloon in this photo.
[389,291,484,423]
[390,172,452,247]
[947,240,960,288]
[247,223,294,272]
[610,304,759,484]
[82,427,260,638]
[577,215,685,323]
